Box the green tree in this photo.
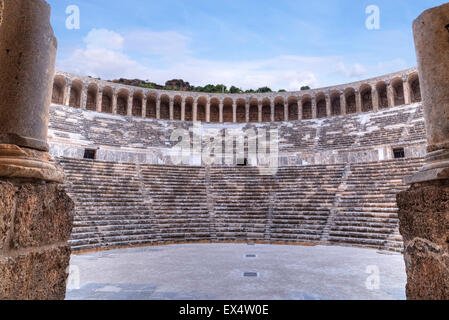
[256,87,272,93]
[300,86,311,91]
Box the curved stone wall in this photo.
[52,68,421,123]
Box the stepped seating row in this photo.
[328,158,424,251]
[49,103,426,156]
[59,157,423,252]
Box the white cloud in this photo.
[58,28,407,91]
[83,29,124,51]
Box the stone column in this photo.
[387,81,395,107]
[193,101,198,122]
[325,95,331,117]
[246,102,250,123]
[181,99,186,121]
[298,100,303,120]
[96,88,103,112]
[219,101,224,123]
[232,101,237,123]
[355,90,362,113]
[0,0,73,300]
[403,77,411,105]
[258,103,263,123]
[206,101,211,123]
[284,102,289,121]
[340,94,346,115]
[80,84,87,110]
[169,98,174,120]
[311,98,317,119]
[270,102,275,122]
[156,99,161,119]
[398,3,449,300]
[372,88,379,111]
[65,81,72,106]
[142,96,147,118]
[127,94,133,117]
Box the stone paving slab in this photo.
[66,244,406,300]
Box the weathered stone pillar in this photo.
[398,3,449,300]
[387,81,395,107]
[372,88,379,111]
[193,101,198,122]
[96,88,103,112]
[403,77,411,105]
[219,101,224,123]
[232,102,237,123]
[141,96,147,117]
[340,94,346,115]
[0,0,73,300]
[325,95,331,117]
[311,97,317,119]
[297,100,302,120]
[258,102,263,123]
[80,84,87,110]
[355,90,362,113]
[112,93,118,114]
[245,102,250,123]
[206,101,211,123]
[284,102,288,121]
[169,98,174,120]
[127,94,133,117]
[181,100,186,121]
[156,99,161,119]
[270,102,275,122]
[64,81,72,106]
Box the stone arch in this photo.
[173,95,182,120]
[69,80,83,108]
[146,93,157,118]
[223,98,233,123]
[288,96,299,120]
[51,75,66,105]
[408,73,422,103]
[160,95,170,120]
[274,97,285,122]
[210,97,220,123]
[101,86,113,114]
[330,91,341,116]
[132,91,143,117]
[249,98,259,122]
[376,81,388,109]
[360,84,373,112]
[86,83,98,111]
[236,98,246,123]
[262,98,271,122]
[185,97,194,121]
[391,77,405,106]
[301,95,312,120]
[197,96,207,122]
[345,88,357,114]
[117,89,129,116]
[316,92,327,118]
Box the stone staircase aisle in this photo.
[272,165,346,243]
[139,164,211,243]
[59,158,157,252]
[328,158,424,251]
[209,167,276,243]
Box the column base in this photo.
[405,148,449,183]
[0,144,64,183]
[397,180,449,300]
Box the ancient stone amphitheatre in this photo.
[3,0,449,302]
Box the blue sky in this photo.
[47,0,447,91]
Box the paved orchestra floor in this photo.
[66,243,406,300]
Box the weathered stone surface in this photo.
[11,183,74,250]
[0,245,71,300]
[0,0,57,152]
[397,181,449,300]
[0,181,14,250]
